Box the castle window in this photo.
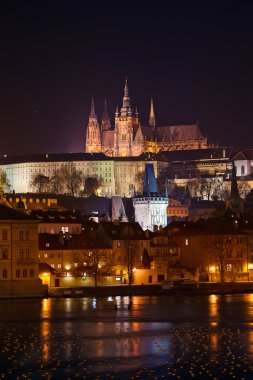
[3,269,7,278]
[2,230,8,241]
[16,269,20,278]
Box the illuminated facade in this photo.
[0,153,169,197]
[0,204,45,297]
[85,79,208,157]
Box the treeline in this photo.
[30,165,103,196]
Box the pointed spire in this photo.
[149,97,156,131]
[103,99,109,120]
[230,161,239,199]
[124,77,128,97]
[101,99,111,131]
[90,98,96,118]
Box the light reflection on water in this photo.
[1,294,253,378]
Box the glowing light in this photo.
[209,266,216,273]
[248,263,253,270]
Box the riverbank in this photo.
[49,282,253,298]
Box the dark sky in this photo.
[1,1,253,155]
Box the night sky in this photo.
[1,1,253,155]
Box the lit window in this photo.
[44,253,48,258]
[185,238,189,246]
[46,243,50,247]
[226,264,232,271]
[58,264,62,269]
[51,264,54,268]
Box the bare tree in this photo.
[84,249,108,287]
[0,171,11,193]
[31,173,50,193]
[123,225,136,285]
[83,176,103,196]
[51,165,82,196]
[134,171,144,194]
[208,235,232,283]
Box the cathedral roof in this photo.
[156,124,204,142]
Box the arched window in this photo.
[23,269,27,278]
[122,134,126,141]
[241,165,245,175]
[20,231,24,241]
[20,249,24,259]
[3,269,7,278]
[25,231,29,241]
[30,269,34,278]
[25,249,30,259]
[16,269,20,278]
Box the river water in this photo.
[0,294,253,379]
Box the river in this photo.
[0,294,253,379]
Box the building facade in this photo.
[0,153,169,197]
[0,204,45,297]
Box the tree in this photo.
[83,176,103,196]
[0,171,11,193]
[208,235,233,283]
[238,182,251,199]
[84,249,107,287]
[134,171,144,194]
[31,174,50,193]
[65,167,82,196]
[123,225,136,285]
[50,171,65,194]
[51,165,82,196]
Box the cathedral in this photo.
[85,79,208,157]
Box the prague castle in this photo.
[85,79,208,157]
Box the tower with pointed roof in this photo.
[149,97,156,131]
[85,99,101,153]
[226,160,244,214]
[133,163,168,231]
[101,100,111,132]
[114,78,139,157]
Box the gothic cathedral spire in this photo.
[85,98,101,153]
[149,97,156,131]
[101,99,111,131]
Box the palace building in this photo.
[85,79,209,157]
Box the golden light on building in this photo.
[209,265,216,273]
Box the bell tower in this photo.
[114,78,134,157]
[85,98,101,153]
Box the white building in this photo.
[133,163,168,231]
[0,153,169,197]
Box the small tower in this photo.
[149,97,156,131]
[226,160,244,214]
[133,163,168,231]
[85,98,101,153]
[101,99,111,131]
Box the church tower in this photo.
[133,163,168,231]
[101,99,111,131]
[149,97,156,131]
[85,99,101,153]
[114,78,134,156]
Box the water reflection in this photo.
[1,295,253,378]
